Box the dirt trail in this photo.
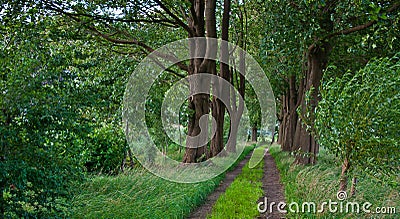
[257,149,286,219]
[187,153,252,219]
[187,149,286,219]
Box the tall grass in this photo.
[269,144,399,219]
[72,145,255,218]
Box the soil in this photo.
[257,149,286,219]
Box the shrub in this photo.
[83,123,126,174]
[316,54,400,187]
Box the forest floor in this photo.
[188,148,286,219]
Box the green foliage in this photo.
[83,123,126,174]
[259,0,400,98]
[145,70,188,155]
[0,160,76,218]
[316,54,400,180]
[0,15,134,217]
[0,17,85,218]
[245,86,262,129]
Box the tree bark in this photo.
[226,0,245,153]
[281,75,298,151]
[209,0,230,158]
[251,126,257,142]
[294,42,331,164]
[183,0,209,163]
[277,98,285,145]
[350,177,357,197]
[339,158,350,192]
[183,94,210,163]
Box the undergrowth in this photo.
[269,144,399,219]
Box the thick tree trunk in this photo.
[209,0,230,158]
[281,75,298,151]
[251,126,257,142]
[294,42,331,164]
[183,0,208,163]
[183,94,210,163]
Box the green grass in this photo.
[269,144,399,219]
[71,145,255,218]
[208,145,266,219]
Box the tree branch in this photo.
[154,0,195,36]
[324,2,399,40]
[148,56,186,78]
[46,3,189,73]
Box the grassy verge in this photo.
[71,145,255,218]
[269,144,399,219]
[208,146,266,219]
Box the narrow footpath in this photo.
[187,153,252,219]
[187,148,286,219]
[257,149,286,219]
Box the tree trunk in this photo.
[350,177,357,197]
[226,70,244,153]
[281,75,298,151]
[251,126,257,142]
[339,158,350,192]
[226,2,245,153]
[183,94,210,163]
[294,42,331,164]
[270,124,277,145]
[277,99,285,145]
[280,95,288,149]
[209,0,230,158]
[183,0,209,163]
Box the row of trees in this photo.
[259,0,399,192]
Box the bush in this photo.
[83,123,126,174]
[0,154,81,218]
[316,54,400,183]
